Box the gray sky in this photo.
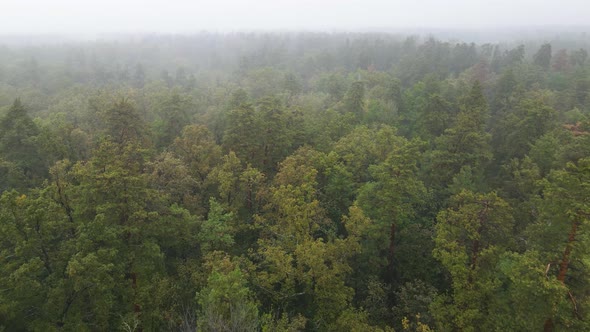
[2,0,590,34]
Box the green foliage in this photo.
[199,198,235,253]
[533,43,552,69]
[0,99,44,187]
[433,190,514,331]
[426,82,491,189]
[101,98,150,146]
[261,312,307,332]
[1,33,590,332]
[415,94,455,140]
[393,281,437,329]
[492,96,558,165]
[223,97,302,173]
[252,148,367,329]
[154,93,192,148]
[341,80,366,117]
[197,266,259,332]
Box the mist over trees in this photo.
[1,31,590,331]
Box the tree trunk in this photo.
[544,217,581,332]
[543,317,554,332]
[468,239,480,284]
[54,173,76,236]
[557,220,579,282]
[247,187,252,211]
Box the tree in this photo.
[253,148,366,329]
[206,152,244,207]
[492,96,558,165]
[101,98,150,146]
[570,48,588,67]
[529,159,590,331]
[206,151,265,235]
[256,96,296,172]
[552,49,569,72]
[356,135,427,282]
[332,126,383,184]
[426,82,492,190]
[503,45,525,67]
[175,67,188,87]
[491,69,518,116]
[534,43,552,70]
[198,198,235,253]
[36,112,91,164]
[570,70,590,109]
[415,94,455,140]
[172,124,222,183]
[62,140,199,330]
[155,93,191,149]
[0,189,76,330]
[223,104,260,166]
[341,80,366,118]
[0,159,28,192]
[148,152,201,213]
[228,88,249,110]
[432,190,514,331]
[133,63,146,88]
[283,72,302,97]
[0,99,45,187]
[197,264,259,332]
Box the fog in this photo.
[2,0,590,35]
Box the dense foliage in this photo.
[1,32,590,331]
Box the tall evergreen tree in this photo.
[534,43,552,70]
[0,99,45,187]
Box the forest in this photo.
[0,32,589,331]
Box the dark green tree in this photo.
[432,190,514,331]
[0,99,45,187]
[102,98,150,146]
[426,82,491,190]
[341,80,366,118]
[534,43,552,69]
[155,93,191,149]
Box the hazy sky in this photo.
[2,0,590,34]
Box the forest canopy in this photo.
[1,32,590,331]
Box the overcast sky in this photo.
[1,0,590,34]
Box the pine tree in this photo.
[0,99,45,186]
